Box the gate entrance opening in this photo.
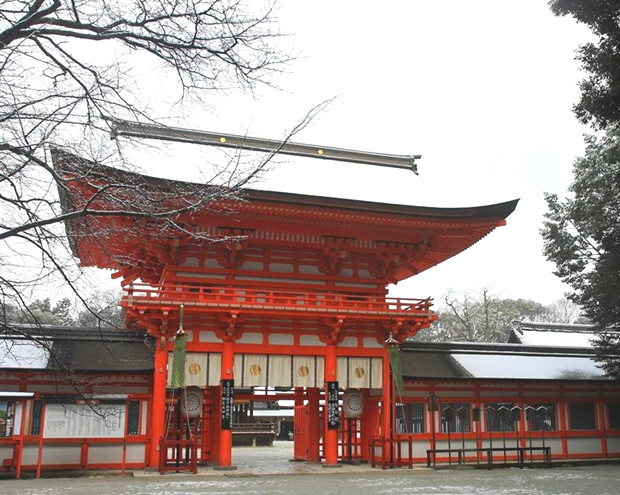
[161,384,381,470]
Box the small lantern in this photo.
[426,393,438,412]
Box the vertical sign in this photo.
[326,381,340,430]
[221,379,234,430]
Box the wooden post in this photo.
[15,399,27,479]
[149,336,169,467]
[559,391,568,457]
[122,401,129,475]
[80,439,88,470]
[382,350,393,466]
[598,400,607,457]
[307,387,321,462]
[35,401,46,479]
[359,388,371,462]
[218,339,234,468]
[323,344,338,466]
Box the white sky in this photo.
[99,1,594,307]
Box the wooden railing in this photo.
[370,436,552,470]
[122,284,435,320]
[370,436,413,470]
[159,437,197,475]
[426,446,552,468]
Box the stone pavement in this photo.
[3,442,620,495]
[2,458,620,495]
[133,440,399,477]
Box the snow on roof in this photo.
[0,339,50,369]
[0,391,34,398]
[517,329,596,348]
[452,353,606,380]
[509,322,600,348]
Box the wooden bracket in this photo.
[216,311,242,342]
[320,317,346,345]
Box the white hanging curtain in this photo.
[336,357,348,385]
[184,353,209,387]
[315,356,325,386]
[348,357,371,389]
[292,355,317,387]
[207,353,222,386]
[370,357,383,388]
[166,353,381,388]
[242,354,268,387]
[167,352,222,387]
[269,355,293,387]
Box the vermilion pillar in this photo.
[324,344,338,466]
[381,350,393,460]
[149,337,168,467]
[218,339,234,468]
[307,387,321,462]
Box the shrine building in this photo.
[1,131,619,478]
[45,148,517,471]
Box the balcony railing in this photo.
[122,284,436,321]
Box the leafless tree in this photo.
[0,1,315,374]
[416,288,552,343]
[542,298,589,324]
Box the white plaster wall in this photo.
[401,440,430,458]
[0,445,13,462]
[567,437,602,455]
[42,445,81,465]
[88,445,124,464]
[605,437,620,454]
[126,444,146,463]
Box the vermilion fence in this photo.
[123,284,435,320]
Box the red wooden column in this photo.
[381,350,393,462]
[148,335,168,467]
[359,389,372,461]
[598,400,607,457]
[307,387,321,462]
[218,339,235,468]
[324,343,339,466]
[559,389,568,457]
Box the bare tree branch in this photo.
[0,1,318,397]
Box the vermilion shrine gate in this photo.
[54,148,517,470]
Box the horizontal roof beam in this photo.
[110,119,421,173]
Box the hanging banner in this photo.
[326,381,340,430]
[170,305,186,389]
[221,379,234,430]
[388,344,404,392]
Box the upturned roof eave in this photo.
[52,149,519,224]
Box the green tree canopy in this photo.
[549,1,620,129]
[542,125,620,376]
[1,297,75,326]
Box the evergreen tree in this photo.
[549,1,620,128]
[542,126,620,376]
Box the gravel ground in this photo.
[1,441,619,495]
[2,465,620,495]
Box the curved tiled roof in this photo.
[52,150,518,283]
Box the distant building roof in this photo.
[0,325,153,373]
[3,323,619,383]
[508,321,598,348]
[401,340,614,382]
